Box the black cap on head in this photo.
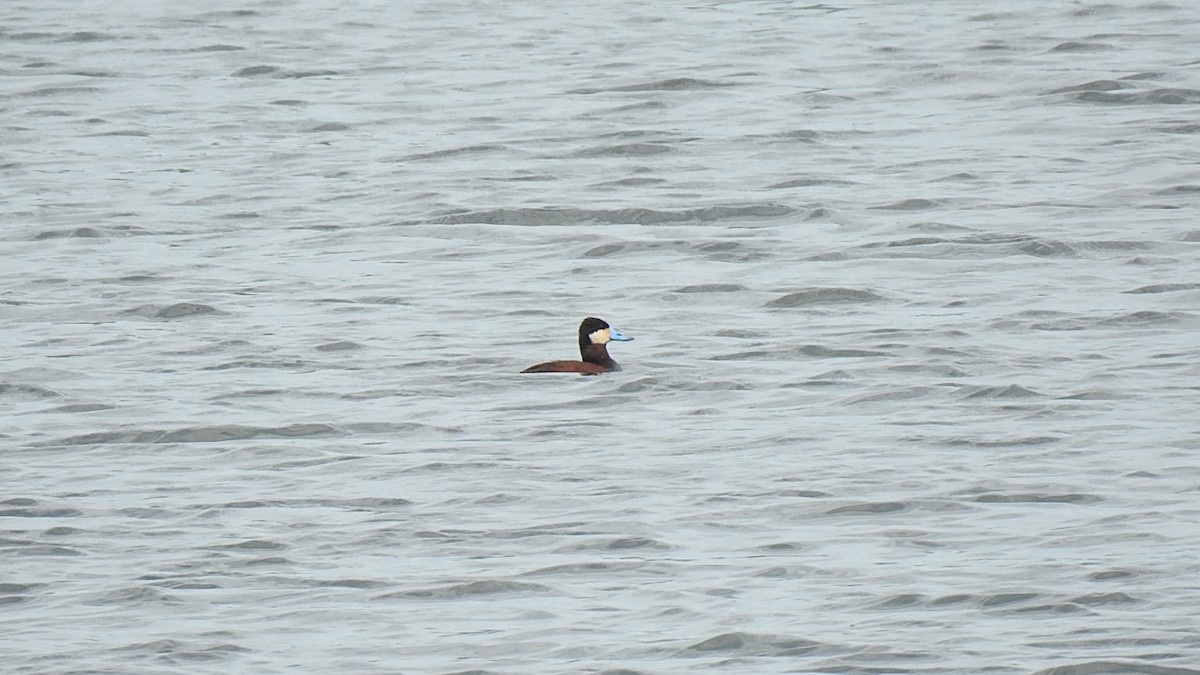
[578,317,610,337]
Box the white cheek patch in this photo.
[589,328,611,344]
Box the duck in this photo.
[521,317,633,375]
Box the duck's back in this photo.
[521,360,607,375]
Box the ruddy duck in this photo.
[521,317,633,375]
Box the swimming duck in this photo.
[521,317,633,374]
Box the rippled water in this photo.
[4,1,1200,673]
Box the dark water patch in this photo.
[961,384,1040,399]
[1049,41,1114,53]
[217,496,411,511]
[22,86,103,98]
[238,556,291,567]
[32,225,146,240]
[569,77,733,94]
[377,579,550,600]
[210,539,286,551]
[217,211,261,220]
[974,40,1012,51]
[1087,569,1138,581]
[117,508,173,519]
[8,32,57,41]
[1032,661,1200,675]
[286,69,339,79]
[1019,238,1078,257]
[842,386,936,405]
[681,632,830,657]
[1058,87,1200,105]
[715,328,767,339]
[803,345,887,357]
[888,363,967,377]
[314,578,388,589]
[940,436,1061,447]
[315,340,363,351]
[869,198,941,210]
[768,176,855,189]
[191,44,244,52]
[420,204,793,226]
[710,345,885,361]
[670,283,748,293]
[350,295,410,305]
[208,388,289,400]
[400,144,505,161]
[765,287,884,307]
[824,501,908,516]
[0,383,60,398]
[1153,184,1200,195]
[1070,592,1141,606]
[973,492,1102,504]
[570,143,673,157]
[110,273,165,284]
[1011,602,1095,615]
[57,31,113,42]
[344,421,460,436]
[482,172,556,183]
[0,506,83,518]
[1059,390,1120,400]
[765,489,831,498]
[1032,637,1170,651]
[117,638,187,654]
[753,564,816,579]
[43,527,81,536]
[605,537,666,550]
[87,129,150,137]
[1045,80,1129,95]
[582,238,758,261]
[404,461,502,474]
[883,236,952,247]
[84,586,178,606]
[521,561,648,576]
[616,378,749,394]
[1158,122,1200,134]
[120,302,225,319]
[584,241,665,258]
[594,176,666,187]
[233,65,282,77]
[869,593,926,609]
[203,358,317,371]
[475,493,520,506]
[50,423,339,446]
[1123,282,1200,294]
[156,581,222,590]
[759,128,821,142]
[596,129,695,141]
[1145,88,1200,104]
[32,227,106,239]
[8,544,83,557]
[979,592,1041,607]
[1099,310,1186,327]
[930,594,972,606]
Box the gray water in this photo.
[4,1,1200,673]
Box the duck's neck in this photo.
[580,343,618,370]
